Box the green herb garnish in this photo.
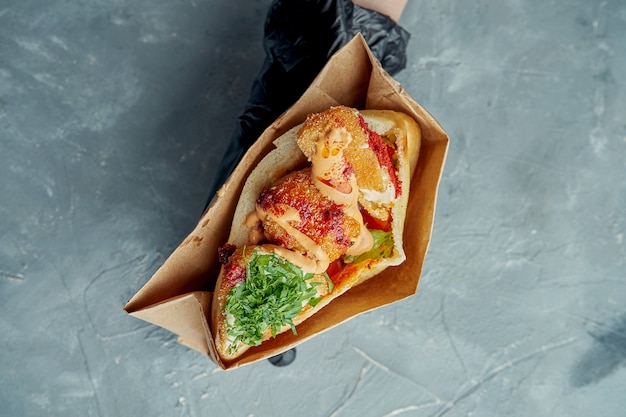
[344,229,394,264]
[223,250,319,353]
[324,272,334,293]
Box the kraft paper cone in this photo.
[124,34,448,370]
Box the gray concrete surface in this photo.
[1,0,625,416]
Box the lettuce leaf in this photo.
[344,229,394,264]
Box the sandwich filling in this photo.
[217,106,406,356]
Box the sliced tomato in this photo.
[325,259,343,280]
[360,208,391,232]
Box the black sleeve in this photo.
[206,0,410,204]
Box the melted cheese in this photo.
[360,170,396,205]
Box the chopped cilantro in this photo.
[224,250,319,353]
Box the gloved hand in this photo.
[206,0,410,206]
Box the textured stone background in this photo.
[1,1,625,416]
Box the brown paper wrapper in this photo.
[124,34,449,370]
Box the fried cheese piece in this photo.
[297,106,404,221]
[256,168,361,268]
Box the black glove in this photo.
[206,0,410,206]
